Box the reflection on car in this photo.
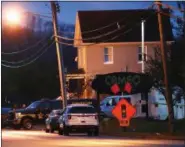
[45,109,64,133]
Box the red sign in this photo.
[124,82,132,94]
[112,98,136,127]
[111,84,120,94]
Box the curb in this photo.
[100,133,185,141]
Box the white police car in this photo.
[58,104,99,136]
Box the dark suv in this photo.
[5,99,98,130]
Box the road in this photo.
[2,130,185,147]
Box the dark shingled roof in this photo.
[78,9,173,43]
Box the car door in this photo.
[39,101,51,120]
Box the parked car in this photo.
[1,107,12,128]
[100,94,147,118]
[45,109,64,133]
[58,104,99,136]
[4,98,99,130]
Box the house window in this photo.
[138,46,147,62]
[104,47,113,64]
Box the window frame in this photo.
[104,46,113,64]
[137,46,147,63]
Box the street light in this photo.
[6,10,21,25]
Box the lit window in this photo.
[138,46,147,62]
[104,47,113,64]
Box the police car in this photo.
[58,104,99,136]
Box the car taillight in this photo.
[68,115,71,119]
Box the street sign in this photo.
[112,98,136,127]
[120,119,130,127]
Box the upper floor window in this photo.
[138,46,147,62]
[104,47,113,64]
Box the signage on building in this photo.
[91,72,153,94]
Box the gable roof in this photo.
[77,9,173,43]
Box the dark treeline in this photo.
[1,15,77,107]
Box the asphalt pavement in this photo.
[2,129,185,147]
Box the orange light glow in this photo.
[6,10,21,25]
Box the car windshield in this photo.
[69,106,96,114]
[26,101,40,109]
[53,110,63,115]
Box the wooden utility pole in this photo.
[156,1,174,133]
[51,2,67,108]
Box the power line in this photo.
[159,11,185,22]
[2,41,54,68]
[81,3,155,35]
[56,8,157,43]
[56,3,155,36]
[1,36,53,55]
[155,1,184,13]
[2,39,54,64]
[85,10,157,47]
[57,41,74,46]
[56,10,156,48]
[24,11,52,19]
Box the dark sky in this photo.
[2,1,178,24]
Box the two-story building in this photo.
[67,9,173,98]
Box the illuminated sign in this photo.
[105,75,140,87]
[92,72,153,94]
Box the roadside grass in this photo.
[100,118,185,137]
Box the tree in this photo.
[145,3,185,102]
[1,19,76,106]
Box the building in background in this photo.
[68,9,174,98]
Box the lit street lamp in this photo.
[5,10,21,25]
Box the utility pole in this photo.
[141,20,145,73]
[51,2,67,108]
[156,1,174,133]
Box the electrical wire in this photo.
[81,3,155,35]
[159,11,185,22]
[56,9,157,48]
[2,41,55,68]
[57,41,74,46]
[57,8,157,43]
[56,3,155,36]
[155,1,185,13]
[2,39,54,64]
[1,36,53,55]
[83,9,158,47]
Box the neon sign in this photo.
[91,72,153,94]
[105,75,140,87]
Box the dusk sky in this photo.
[2,1,178,24]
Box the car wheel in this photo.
[45,124,49,133]
[94,128,99,136]
[63,125,69,136]
[87,131,93,136]
[22,118,33,130]
[58,128,63,135]
[13,125,21,130]
[50,126,55,133]
[45,128,49,133]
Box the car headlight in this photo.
[15,112,21,118]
